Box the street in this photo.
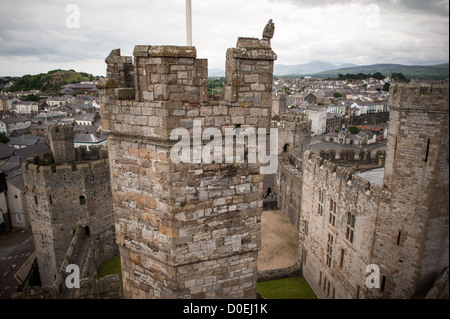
[0,227,35,299]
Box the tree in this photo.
[347,126,359,134]
[283,86,292,95]
[373,72,385,80]
[23,94,41,101]
[383,82,391,92]
[334,92,342,98]
[391,72,409,83]
[0,133,10,144]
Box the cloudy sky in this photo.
[0,0,448,76]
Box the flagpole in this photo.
[186,0,193,46]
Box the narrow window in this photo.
[318,189,324,216]
[319,271,322,286]
[381,276,386,293]
[79,195,86,205]
[326,234,334,268]
[34,195,38,205]
[424,138,430,162]
[303,249,307,266]
[397,231,402,246]
[346,213,356,243]
[329,199,336,226]
[339,249,345,268]
[393,136,398,159]
[49,195,53,205]
[356,286,360,299]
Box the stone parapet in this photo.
[100,34,277,298]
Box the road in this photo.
[0,228,35,299]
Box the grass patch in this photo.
[97,256,123,297]
[257,276,317,299]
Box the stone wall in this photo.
[371,83,449,298]
[298,83,449,299]
[13,226,121,299]
[344,111,389,126]
[299,151,386,299]
[75,274,122,299]
[99,37,277,298]
[22,126,116,287]
[276,155,303,230]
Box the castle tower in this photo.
[99,36,276,298]
[48,125,76,164]
[373,83,449,297]
[23,126,115,287]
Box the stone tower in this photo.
[23,125,116,286]
[296,83,448,299]
[99,36,276,298]
[372,83,449,297]
[48,124,76,164]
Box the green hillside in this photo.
[311,63,449,79]
[5,69,98,93]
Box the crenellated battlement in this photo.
[98,37,277,144]
[48,124,75,140]
[23,157,110,183]
[99,31,278,298]
[388,83,449,112]
[304,150,385,198]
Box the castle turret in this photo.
[48,125,76,164]
[23,125,115,287]
[99,35,277,298]
[374,83,449,297]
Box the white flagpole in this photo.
[186,0,193,46]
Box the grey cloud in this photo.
[272,0,449,16]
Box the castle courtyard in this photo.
[258,210,299,272]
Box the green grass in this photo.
[257,276,317,299]
[97,256,123,297]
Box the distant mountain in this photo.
[274,61,348,76]
[311,63,449,79]
[196,62,449,80]
[336,63,359,69]
[208,69,225,78]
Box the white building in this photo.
[327,103,346,116]
[0,117,32,136]
[302,106,328,136]
[12,101,40,114]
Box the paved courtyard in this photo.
[258,210,299,272]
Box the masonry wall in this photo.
[100,38,276,299]
[270,113,311,229]
[371,83,449,298]
[298,83,449,299]
[276,156,302,230]
[299,151,385,299]
[23,142,116,286]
